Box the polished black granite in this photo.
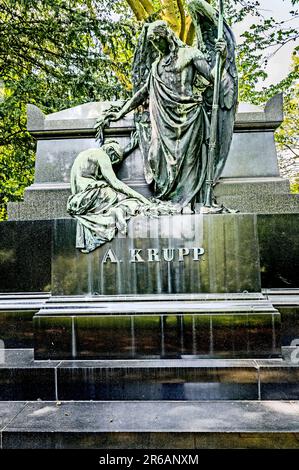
[0,294,49,349]
[257,214,299,289]
[34,311,281,360]
[0,214,298,295]
[0,350,59,401]
[0,368,56,400]
[2,401,299,448]
[0,220,52,292]
[0,310,35,348]
[2,350,299,401]
[259,367,299,400]
[34,316,73,360]
[57,364,259,401]
[278,306,299,346]
[52,214,261,296]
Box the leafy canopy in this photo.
[0,0,298,220]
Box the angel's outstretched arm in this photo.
[95,81,149,142]
[117,82,149,120]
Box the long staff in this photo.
[204,0,224,208]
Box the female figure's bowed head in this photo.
[68,140,178,253]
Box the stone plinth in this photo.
[0,213,298,294]
[32,213,282,360]
[52,214,261,296]
[33,293,280,360]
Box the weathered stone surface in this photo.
[2,401,299,449]
[8,95,294,220]
[221,133,280,178]
[27,99,283,186]
[8,187,71,220]
[9,177,299,221]
[0,402,27,431]
[216,191,299,214]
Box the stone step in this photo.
[0,293,50,348]
[2,291,299,357]
[1,350,299,402]
[39,296,276,314]
[34,294,281,360]
[1,400,299,448]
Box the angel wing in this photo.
[189,0,239,183]
[131,24,158,184]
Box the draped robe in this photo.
[67,150,140,253]
[145,55,211,206]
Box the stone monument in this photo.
[3,0,298,362]
[1,0,299,448]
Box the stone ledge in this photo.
[1,400,299,448]
[8,179,298,221]
[217,193,299,214]
[26,95,284,138]
[2,350,299,402]
[215,177,290,196]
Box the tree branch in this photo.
[184,15,195,45]
[139,0,155,15]
[160,0,182,36]
[125,0,148,21]
[177,0,186,40]
[283,144,299,158]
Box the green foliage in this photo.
[0,0,298,220]
[291,180,299,193]
[0,0,136,219]
[275,59,299,156]
[235,1,299,104]
[231,1,298,187]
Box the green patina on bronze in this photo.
[67,140,178,253]
[69,1,238,251]
[96,0,238,209]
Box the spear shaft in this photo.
[204,0,224,208]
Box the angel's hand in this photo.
[105,111,122,122]
[215,39,227,59]
[96,107,122,124]
[94,108,123,142]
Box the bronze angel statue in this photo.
[95,0,238,211]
